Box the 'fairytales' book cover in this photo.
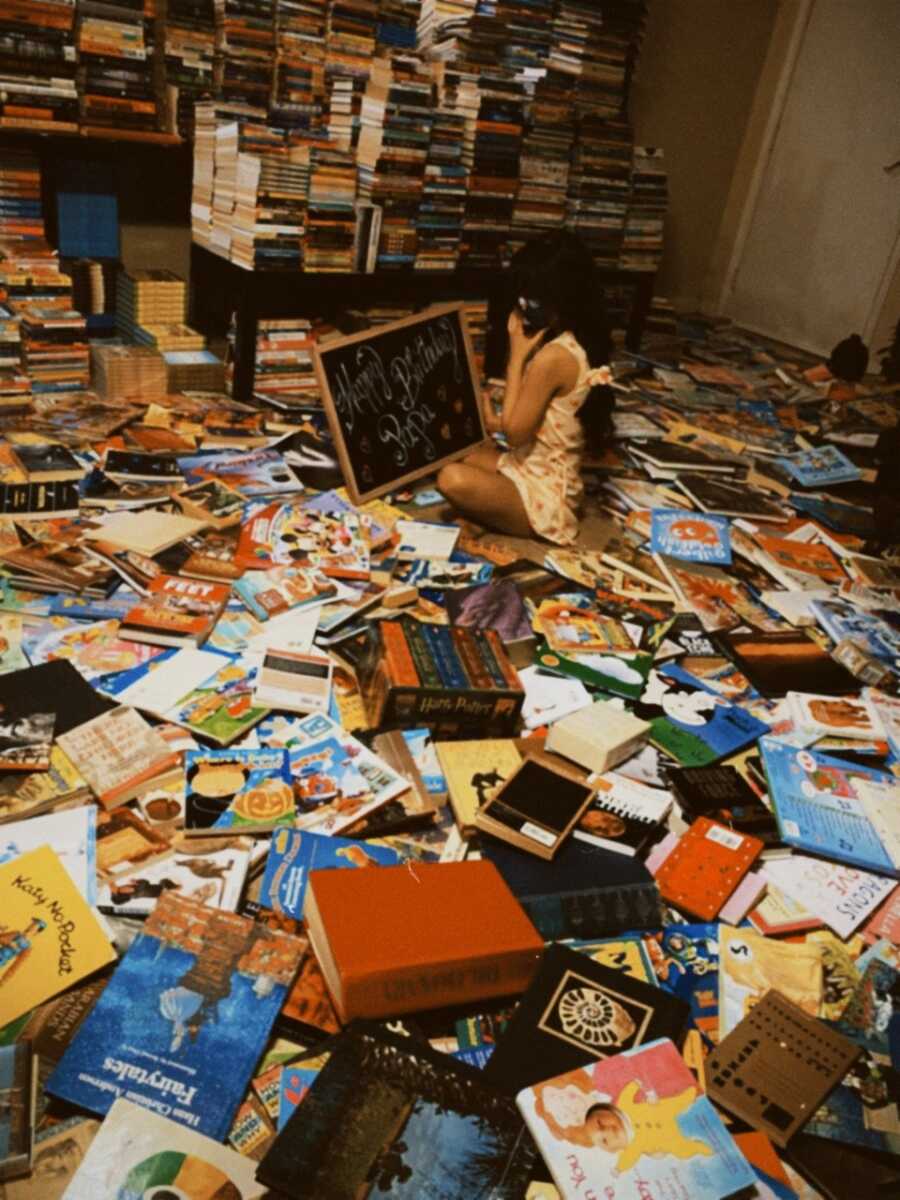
[47,893,305,1139]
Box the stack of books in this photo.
[271,0,328,134]
[416,0,478,54]
[90,342,167,399]
[19,306,90,392]
[231,140,309,271]
[375,0,420,54]
[163,0,216,139]
[323,0,378,152]
[357,57,433,271]
[0,302,29,407]
[213,0,276,111]
[305,142,357,271]
[76,0,160,134]
[190,99,268,248]
[163,347,226,391]
[620,143,667,272]
[510,68,575,250]
[567,114,633,267]
[460,72,527,269]
[0,0,79,133]
[116,267,190,342]
[249,317,321,407]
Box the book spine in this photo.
[378,620,420,687]
[524,883,663,940]
[402,621,443,689]
[483,630,522,690]
[469,629,506,690]
[450,626,495,691]
[421,624,469,690]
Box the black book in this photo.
[257,1022,536,1199]
[0,481,80,519]
[668,764,783,848]
[480,835,662,940]
[482,943,690,1097]
[103,450,184,482]
[11,443,84,483]
[716,629,858,697]
[785,1133,900,1200]
[0,660,114,739]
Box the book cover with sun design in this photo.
[650,508,732,565]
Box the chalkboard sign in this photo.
[313,303,486,504]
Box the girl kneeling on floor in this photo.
[437,230,614,546]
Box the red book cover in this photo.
[655,816,764,920]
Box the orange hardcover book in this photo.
[655,816,764,920]
[305,859,543,1022]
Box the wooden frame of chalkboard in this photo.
[312,302,487,505]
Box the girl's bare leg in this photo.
[436,461,534,538]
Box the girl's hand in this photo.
[507,308,546,363]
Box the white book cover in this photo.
[764,854,896,939]
[786,690,884,741]
[517,665,592,730]
[95,836,252,917]
[0,806,97,903]
[855,778,900,871]
[395,518,460,561]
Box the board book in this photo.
[654,816,764,920]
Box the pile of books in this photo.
[304,142,358,271]
[163,346,226,391]
[323,0,378,150]
[76,0,160,134]
[0,0,79,133]
[163,0,217,138]
[20,306,90,391]
[620,143,667,271]
[567,113,633,266]
[1,291,900,1199]
[116,267,206,353]
[271,0,328,133]
[90,341,167,399]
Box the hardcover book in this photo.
[654,817,764,921]
[544,699,650,775]
[12,442,84,482]
[483,943,690,1097]
[47,894,305,1140]
[258,827,400,920]
[304,859,543,1022]
[257,1023,536,1199]
[60,1097,266,1199]
[435,738,523,837]
[479,836,663,941]
[0,845,116,1028]
[516,1038,757,1200]
[57,706,180,810]
[184,747,295,836]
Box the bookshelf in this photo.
[190,243,656,405]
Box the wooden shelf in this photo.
[0,124,183,147]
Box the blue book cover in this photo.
[401,728,447,795]
[185,747,295,834]
[258,827,399,919]
[47,893,304,1139]
[777,444,862,487]
[650,509,731,565]
[647,924,721,1045]
[48,590,141,622]
[636,670,769,767]
[760,737,897,875]
[810,597,900,664]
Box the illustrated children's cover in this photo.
[645,923,721,1045]
[234,566,338,622]
[257,1023,536,1199]
[61,1097,266,1199]
[717,926,824,1041]
[0,806,97,904]
[650,508,732,565]
[259,827,400,920]
[0,845,116,1028]
[96,836,253,917]
[47,893,305,1140]
[516,1037,757,1200]
[184,747,295,835]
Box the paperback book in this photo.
[650,508,732,565]
[184,747,295,835]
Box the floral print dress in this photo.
[498,330,611,545]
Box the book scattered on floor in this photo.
[574,773,672,856]
[517,1037,758,1200]
[0,1042,35,1183]
[303,859,543,1022]
[654,816,765,920]
[545,699,650,775]
[253,648,333,715]
[650,507,732,565]
[184,746,295,836]
[56,706,179,810]
[436,737,523,837]
[47,893,305,1139]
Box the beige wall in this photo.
[631,0,779,312]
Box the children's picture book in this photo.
[168,653,270,745]
[120,574,231,648]
[277,1046,332,1131]
[178,448,304,497]
[61,1097,266,1199]
[400,727,447,797]
[257,1024,536,1198]
[0,707,54,773]
[395,517,460,560]
[568,935,657,987]
[400,558,494,591]
[0,845,116,1027]
[761,738,900,876]
[47,894,304,1140]
[262,711,410,837]
[778,444,862,487]
[23,617,164,684]
[786,691,884,741]
[0,613,27,676]
[0,806,97,903]
[173,477,247,528]
[518,665,593,731]
[258,827,401,919]
[97,836,253,917]
[810,598,900,664]
[645,923,721,1044]
[234,566,338,622]
[535,640,654,703]
[532,596,636,656]
[516,1037,756,1200]
[650,507,732,565]
[754,531,847,589]
[1,1115,99,1198]
[764,855,896,940]
[483,943,689,1096]
[57,706,179,810]
[718,925,824,1040]
[184,747,295,835]
[635,669,770,767]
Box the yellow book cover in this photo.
[435,739,522,835]
[0,845,116,1026]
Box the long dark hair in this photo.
[507,230,614,452]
